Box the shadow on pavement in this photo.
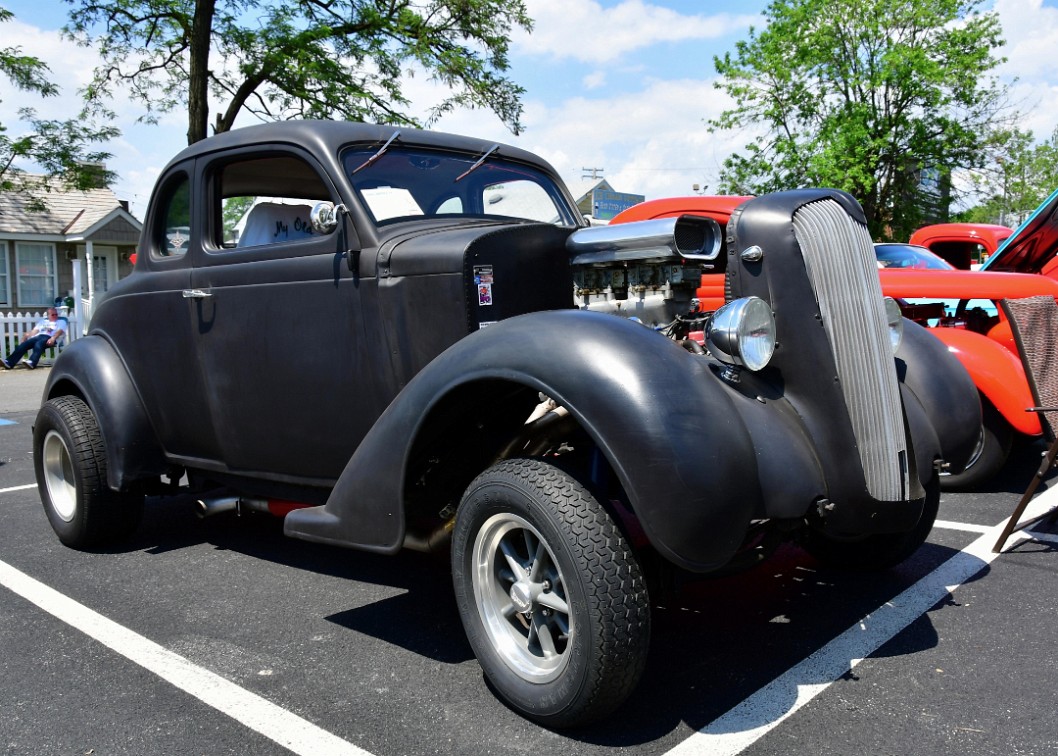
[91,485,1006,745]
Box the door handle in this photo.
[182,289,212,299]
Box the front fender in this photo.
[285,310,827,572]
[894,320,984,474]
[41,336,167,490]
[924,327,1039,436]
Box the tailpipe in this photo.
[195,496,312,519]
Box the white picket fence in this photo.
[1,310,82,367]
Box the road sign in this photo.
[592,189,646,221]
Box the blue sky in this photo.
[3,0,1058,217]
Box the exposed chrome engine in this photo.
[566,216,723,329]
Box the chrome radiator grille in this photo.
[793,199,909,501]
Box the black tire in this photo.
[803,476,940,572]
[451,458,650,727]
[33,396,144,549]
[940,398,1013,491]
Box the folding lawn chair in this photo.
[992,295,1058,552]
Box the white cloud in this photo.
[516,0,760,64]
[7,0,1058,221]
[582,71,607,90]
[996,0,1058,79]
[431,77,752,202]
[994,0,1058,138]
[0,19,97,122]
[0,18,187,217]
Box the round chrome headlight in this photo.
[884,297,903,354]
[706,296,776,372]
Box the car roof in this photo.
[160,120,557,177]
[909,222,1012,248]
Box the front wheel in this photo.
[451,458,650,727]
[803,476,940,571]
[940,398,1012,491]
[33,396,144,549]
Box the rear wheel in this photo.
[451,458,650,727]
[803,477,940,571]
[34,396,144,549]
[940,398,1012,491]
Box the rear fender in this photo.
[285,310,826,572]
[41,336,167,490]
[924,326,1039,436]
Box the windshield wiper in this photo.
[454,144,500,183]
[351,130,401,175]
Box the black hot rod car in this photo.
[34,121,979,727]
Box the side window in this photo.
[153,174,191,259]
[436,196,463,214]
[214,155,331,250]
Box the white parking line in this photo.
[663,488,1058,756]
[0,559,374,756]
[0,484,37,495]
[3,477,1054,754]
[933,519,992,534]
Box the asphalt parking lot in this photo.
[2,366,1057,755]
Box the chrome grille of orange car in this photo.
[794,199,910,502]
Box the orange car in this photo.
[908,222,1012,269]
[613,197,1058,489]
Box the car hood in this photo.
[878,268,1058,299]
[981,187,1058,274]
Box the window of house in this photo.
[91,253,111,294]
[213,155,331,249]
[78,245,115,297]
[16,242,57,306]
[0,242,10,305]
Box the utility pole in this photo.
[582,167,605,181]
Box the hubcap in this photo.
[472,512,573,683]
[509,581,533,613]
[42,430,77,522]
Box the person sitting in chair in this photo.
[2,307,68,370]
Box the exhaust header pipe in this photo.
[566,215,723,265]
[195,496,311,518]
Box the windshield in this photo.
[874,243,955,270]
[342,145,579,227]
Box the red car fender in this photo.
[986,319,1015,353]
[927,327,1041,436]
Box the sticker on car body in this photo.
[474,265,494,306]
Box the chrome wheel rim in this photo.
[471,512,573,682]
[42,430,77,522]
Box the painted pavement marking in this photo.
[663,487,1058,756]
[933,519,993,534]
[0,559,374,756]
[3,473,1055,755]
[0,483,37,495]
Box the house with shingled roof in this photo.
[0,176,141,321]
